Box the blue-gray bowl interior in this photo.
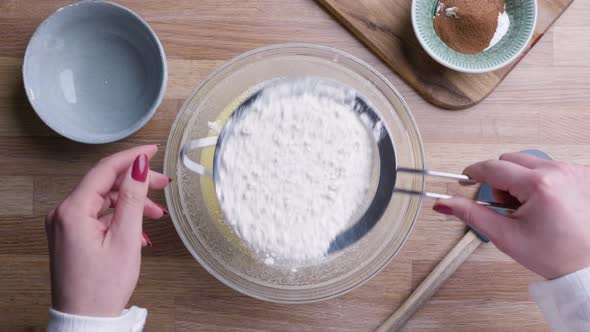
[23,1,166,143]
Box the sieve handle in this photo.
[397,167,477,183]
[180,137,219,177]
[396,167,519,212]
[394,189,517,212]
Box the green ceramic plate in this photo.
[412,0,537,73]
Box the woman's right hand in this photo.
[433,152,590,280]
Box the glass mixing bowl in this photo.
[164,43,424,303]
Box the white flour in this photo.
[485,9,510,50]
[217,79,375,263]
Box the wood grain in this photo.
[317,0,574,109]
[0,0,589,331]
[0,177,33,217]
[376,231,483,331]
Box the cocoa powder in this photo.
[434,0,504,54]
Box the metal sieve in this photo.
[180,78,516,256]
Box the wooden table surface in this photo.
[1,1,589,331]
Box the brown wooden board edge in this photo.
[316,0,575,110]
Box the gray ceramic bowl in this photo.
[23,1,167,144]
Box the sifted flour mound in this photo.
[217,79,375,263]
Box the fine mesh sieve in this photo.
[179,77,516,257]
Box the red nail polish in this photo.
[142,232,152,247]
[132,154,149,183]
[154,202,169,216]
[167,177,173,183]
[433,204,453,215]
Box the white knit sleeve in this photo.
[47,306,147,332]
[529,266,590,332]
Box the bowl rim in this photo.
[164,43,426,303]
[22,0,167,144]
[411,0,538,74]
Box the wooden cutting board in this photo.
[317,0,574,109]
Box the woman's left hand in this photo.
[46,145,170,317]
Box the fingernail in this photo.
[142,232,152,247]
[433,204,453,215]
[132,154,149,183]
[167,177,173,183]
[156,144,161,148]
[154,202,169,216]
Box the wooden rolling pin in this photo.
[375,230,484,332]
